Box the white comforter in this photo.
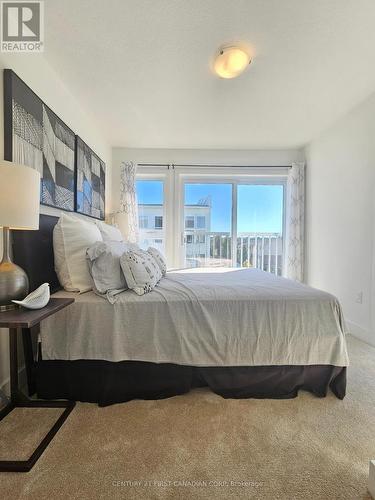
[40,268,349,367]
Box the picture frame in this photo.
[75,135,105,220]
[4,69,76,212]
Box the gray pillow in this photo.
[120,248,162,296]
[86,240,138,303]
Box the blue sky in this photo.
[137,180,283,233]
[137,180,163,204]
[237,185,283,233]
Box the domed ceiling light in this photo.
[213,46,251,79]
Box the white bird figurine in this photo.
[12,283,50,310]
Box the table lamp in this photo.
[0,160,40,311]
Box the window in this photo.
[139,216,148,229]
[185,216,194,229]
[136,167,286,273]
[154,216,163,229]
[136,180,165,254]
[196,216,206,229]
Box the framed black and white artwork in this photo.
[75,136,105,220]
[4,69,75,211]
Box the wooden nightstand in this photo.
[0,297,75,472]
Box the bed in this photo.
[13,215,349,406]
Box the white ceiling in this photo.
[45,0,375,149]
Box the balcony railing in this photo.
[185,232,283,275]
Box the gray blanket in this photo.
[40,268,349,367]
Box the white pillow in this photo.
[95,220,123,242]
[86,240,138,303]
[147,247,167,276]
[120,249,162,296]
[53,213,103,292]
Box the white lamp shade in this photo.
[0,160,40,230]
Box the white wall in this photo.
[305,93,375,346]
[111,147,304,212]
[0,54,112,392]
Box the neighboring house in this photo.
[183,200,212,263]
[139,200,283,274]
[138,203,165,253]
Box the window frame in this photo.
[185,215,195,229]
[196,215,206,229]
[136,166,288,269]
[154,215,163,229]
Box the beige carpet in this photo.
[0,335,374,500]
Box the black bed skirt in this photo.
[36,360,346,406]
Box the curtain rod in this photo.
[138,163,170,167]
[137,163,292,169]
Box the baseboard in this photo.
[347,320,375,347]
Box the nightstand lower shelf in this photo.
[0,399,75,472]
[0,324,76,473]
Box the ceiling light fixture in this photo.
[213,46,251,79]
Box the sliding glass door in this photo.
[182,180,284,273]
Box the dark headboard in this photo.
[12,214,61,293]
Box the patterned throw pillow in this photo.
[120,249,163,296]
[147,247,167,276]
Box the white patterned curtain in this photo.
[117,161,139,243]
[284,162,305,282]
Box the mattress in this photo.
[40,267,349,367]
